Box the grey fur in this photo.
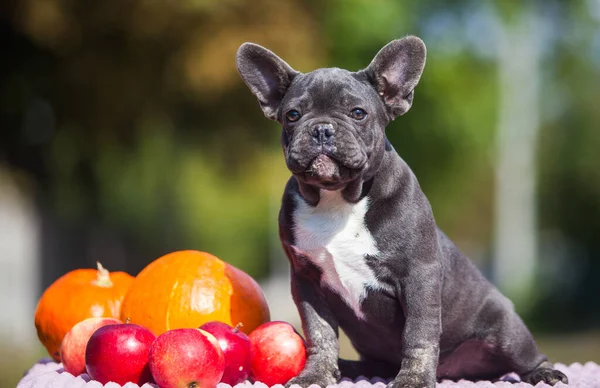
[236,36,568,388]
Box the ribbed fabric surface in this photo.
[17,359,600,388]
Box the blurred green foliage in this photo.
[1,0,599,332]
[2,0,600,387]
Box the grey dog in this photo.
[236,36,568,388]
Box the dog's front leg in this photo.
[286,271,341,388]
[389,261,442,388]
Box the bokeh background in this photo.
[1,0,600,386]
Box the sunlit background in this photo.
[2,0,600,386]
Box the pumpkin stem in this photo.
[94,261,113,288]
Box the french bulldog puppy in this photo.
[236,36,568,388]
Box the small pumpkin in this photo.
[120,250,270,336]
[34,262,134,361]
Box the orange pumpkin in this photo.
[34,263,134,361]
[120,250,270,336]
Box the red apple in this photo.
[249,321,306,386]
[149,328,225,388]
[199,321,252,385]
[85,323,156,385]
[60,317,122,376]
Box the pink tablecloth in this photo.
[17,359,600,388]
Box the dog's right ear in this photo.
[236,43,299,121]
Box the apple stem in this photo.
[125,317,130,324]
[187,382,198,388]
[93,262,113,288]
[233,322,243,333]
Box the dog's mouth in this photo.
[300,154,361,189]
[308,154,339,180]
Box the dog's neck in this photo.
[295,175,367,207]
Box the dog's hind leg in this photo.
[479,298,568,386]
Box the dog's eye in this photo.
[350,108,367,120]
[285,110,301,122]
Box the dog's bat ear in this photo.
[364,36,426,119]
[236,43,299,121]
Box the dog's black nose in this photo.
[312,123,335,144]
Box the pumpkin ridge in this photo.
[165,275,180,332]
[218,258,234,325]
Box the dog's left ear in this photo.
[364,36,426,118]
[236,43,299,121]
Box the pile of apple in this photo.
[61,317,306,388]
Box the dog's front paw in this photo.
[386,372,435,388]
[285,369,340,388]
[521,367,568,385]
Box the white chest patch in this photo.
[292,190,391,319]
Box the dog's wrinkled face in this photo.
[280,69,388,190]
[236,36,426,197]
